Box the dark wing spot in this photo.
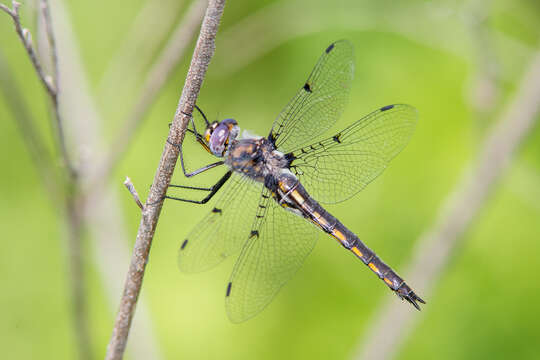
[332,134,342,143]
[284,152,296,167]
[180,239,188,250]
[303,82,313,93]
[380,105,394,112]
[212,207,222,214]
[226,282,232,297]
[268,132,276,145]
[250,230,259,238]
[325,43,335,53]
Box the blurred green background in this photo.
[1,0,540,359]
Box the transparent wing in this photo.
[178,173,263,273]
[269,40,354,153]
[287,104,418,204]
[225,188,319,323]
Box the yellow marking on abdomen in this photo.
[314,215,329,228]
[290,190,305,205]
[383,278,393,286]
[333,229,346,242]
[351,247,363,258]
[368,262,380,273]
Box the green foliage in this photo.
[1,0,539,359]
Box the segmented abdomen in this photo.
[274,171,425,309]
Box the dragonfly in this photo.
[167,40,424,322]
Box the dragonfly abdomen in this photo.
[274,171,425,310]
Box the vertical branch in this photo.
[40,0,58,83]
[40,0,75,179]
[354,46,540,360]
[105,1,226,359]
[2,2,89,359]
[46,0,168,358]
[65,195,93,360]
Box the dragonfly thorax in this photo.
[225,137,289,182]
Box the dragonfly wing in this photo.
[287,104,418,204]
[178,172,264,273]
[225,188,319,323]
[270,40,354,153]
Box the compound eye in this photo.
[222,118,238,128]
[209,123,230,156]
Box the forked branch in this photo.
[0,0,75,177]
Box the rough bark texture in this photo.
[105,1,227,359]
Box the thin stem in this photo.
[2,3,90,358]
[104,1,227,359]
[354,46,540,360]
[0,0,76,178]
[1,1,55,96]
[124,177,144,210]
[40,0,58,84]
[46,0,164,358]
[65,194,93,360]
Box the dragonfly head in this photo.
[204,118,239,157]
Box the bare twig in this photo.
[124,177,144,210]
[105,1,226,359]
[39,0,74,179]
[64,193,93,360]
[37,2,90,358]
[354,46,540,360]
[1,1,55,96]
[1,0,76,178]
[2,2,91,358]
[96,0,207,182]
[48,0,163,358]
[40,0,58,84]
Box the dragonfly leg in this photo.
[166,170,232,204]
[165,136,222,178]
[183,158,224,178]
[167,105,216,178]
